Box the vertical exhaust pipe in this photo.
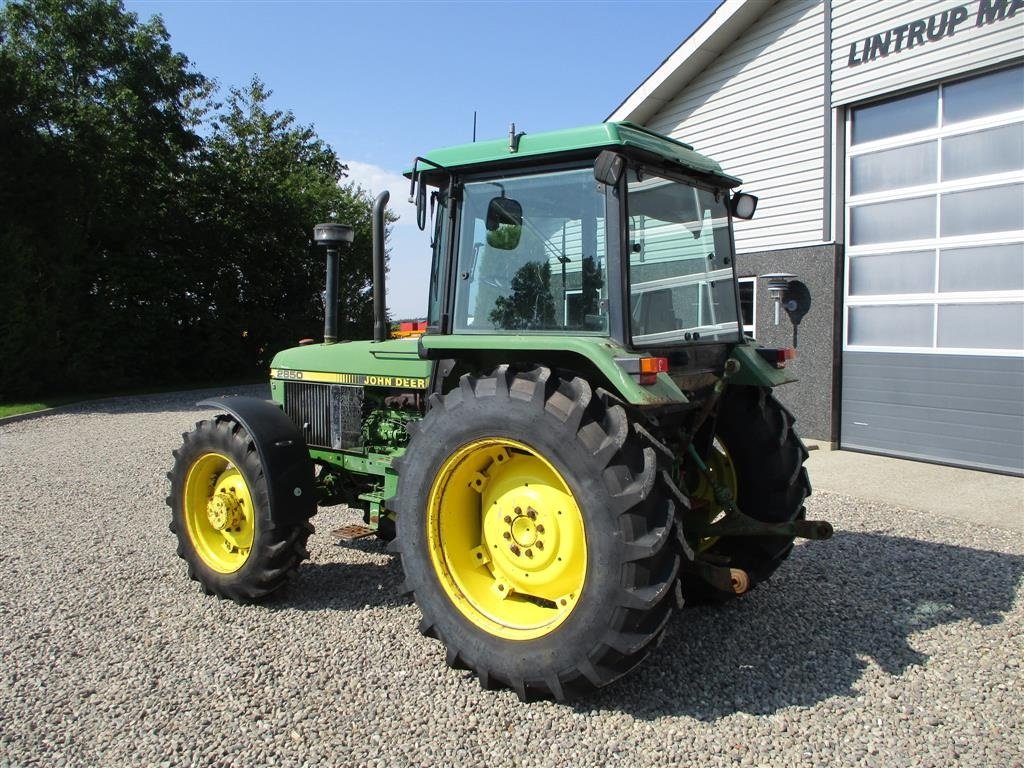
[324,247,339,344]
[313,223,355,345]
[372,191,389,343]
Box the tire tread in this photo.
[167,417,315,604]
[392,366,681,701]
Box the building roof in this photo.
[607,0,778,124]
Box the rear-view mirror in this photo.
[594,150,625,186]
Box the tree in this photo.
[0,1,382,399]
[0,0,211,397]
[196,78,383,373]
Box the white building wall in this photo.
[646,0,827,253]
[832,0,1024,107]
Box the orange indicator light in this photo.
[639,357,669,385]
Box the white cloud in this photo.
[345,160,408,200]
[345,160,432,319]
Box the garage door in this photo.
[841,65,1024,474]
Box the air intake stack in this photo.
[312,223,355,345]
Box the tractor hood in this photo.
[270,338,432,392]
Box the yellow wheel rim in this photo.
[426,438,587,641]
[183,452,255,574]
[693,438,738,553]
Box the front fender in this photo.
[197,397,315,526]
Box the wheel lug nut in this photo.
[525,549,533,558]
[503,515,512,524]
[536,524,544,534]
[509,544,521,556]
[514,507,522,516]
[502,532,511,540]
[527,508,537,520]
[536,541,544,550]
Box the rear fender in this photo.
[197,397,316,526]
[418,334,688,406]
[726,344,799,388]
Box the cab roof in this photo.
[407,121,741,187]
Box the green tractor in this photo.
[167,121,831,701]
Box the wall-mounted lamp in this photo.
[761,272,798,326]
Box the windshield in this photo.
[453,168,608,334]
[627,170,741,346]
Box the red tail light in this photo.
[756,347,797,368]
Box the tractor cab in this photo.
[409,122,765,398]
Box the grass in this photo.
[0,401,71,418]
[0,378,265,420]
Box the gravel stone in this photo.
[1,386,1022,767]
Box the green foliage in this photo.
[189,77,379,374]
[485,224,521,251]
[0,0,381,400]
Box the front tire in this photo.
[167,416,314,603]
[392,366,680,701]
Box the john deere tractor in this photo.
[167,121,831,701]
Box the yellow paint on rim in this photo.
[426,438,587,641]
[694,438,738,553]
[183,452,255,573]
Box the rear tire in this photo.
[167,416,314,603]
[685,386,810,601]
[392,366,681,701]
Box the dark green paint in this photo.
[727,344,799,388]
[310,447,402,524]
[271,338,432,385]
[418,333,689,406]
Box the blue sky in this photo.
[124,0,718,317]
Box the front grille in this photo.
[283,381,364,450]
[283,382,332,448]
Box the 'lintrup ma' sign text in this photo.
[847,0,1022,67]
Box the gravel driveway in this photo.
[1,387,1022,767]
